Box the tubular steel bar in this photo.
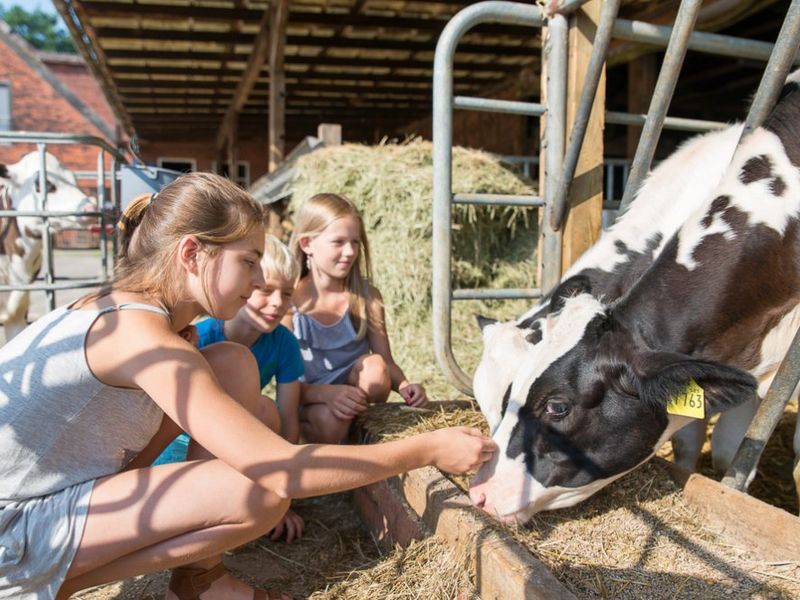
[539,14,567,296]
[721,325,800,491]
[0,278,108,293]
[612,19,800,64]
[0,131,125,160]
[740,0,800,137]
[605,111,726,132]
[433,1,546,395]
[37,144,56,311]
[452,287,542,301]
[453,193,544,207]
[453,96,546,116]
[551,0,621,231]
[617,0,703,215]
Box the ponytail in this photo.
[117,193,153,261]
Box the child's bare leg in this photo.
[300,403,353,443]
[348,354,391,403]
[60,342,290,600]
[59,460,289,600]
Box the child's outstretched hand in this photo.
[427,427,496,474]
[399,383,428,408]
[268,508,305,543]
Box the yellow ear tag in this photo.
[666,379,705,419]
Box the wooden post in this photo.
[626,54,658,158]
[227,113,239,182]
[268,0,288,172]
[561,0,604,273]
[317,123,342,146]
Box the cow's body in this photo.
[0,152,95,340]
[470,72,800,523]
[475,123,743,466]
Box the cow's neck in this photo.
[613,221,800,369]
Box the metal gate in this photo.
[432,0,800,493]
[0,131,125,312]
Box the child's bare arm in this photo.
[365,286,428,406]
[275,380,301,444]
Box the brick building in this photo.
[0,22,119,175]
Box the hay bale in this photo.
[291,139,537,399]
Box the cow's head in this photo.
[469,293,756,523]
[473,275,595,436]
[1,152,96,236]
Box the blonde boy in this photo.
[153,235,305,540]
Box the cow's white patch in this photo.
[676,129,800,270]
[567,124,743,279]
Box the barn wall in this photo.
[138,137,272,186]
[0,41,113,176]
[397,77,538,159]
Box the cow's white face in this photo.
[469,294,756,523]
[474,320,537,434]
[3,152,96,235]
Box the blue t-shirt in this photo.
[195,318,304,388]
[153,318,303,466]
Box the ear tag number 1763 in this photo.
[666,379,705,419]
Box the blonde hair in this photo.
[113,171,265,313]
[262,234,299,284]
[290,193,372,339]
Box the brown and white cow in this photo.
[470,70,800,523]
[0,152,96,340]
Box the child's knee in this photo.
[359,355,391,402]
[201,342,259,389]
[200,342,261,412]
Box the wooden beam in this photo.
[269,0,289,172]
[95,28,539,56]
[215,7,271,151]
[105,49,533,73]
[52,0,135,136]
[81,1,535,36]
[560,0,604,274]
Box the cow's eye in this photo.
[545,399,571,419]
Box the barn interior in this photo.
[54,0,793,184]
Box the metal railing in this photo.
[432,1,553,394]
[0,131,125,311]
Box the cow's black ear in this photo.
[0,165,7,179]
[476,315,498,331]
[634,351,756,414]
[548,275,592,313]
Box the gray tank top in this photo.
[0,303,166,507]
[292,307,370,385]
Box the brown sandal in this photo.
[168,562,292,600]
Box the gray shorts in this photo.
[0,480,93,600]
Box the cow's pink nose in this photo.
[469,486,486,509]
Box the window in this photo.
[0,83,11,131]
[157,157,196,173]
[212,160,250,188]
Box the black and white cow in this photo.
[470,71,800,523]
[0,152,96,340]
[475,122,744,470]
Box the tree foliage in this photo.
[1,5,76,53]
